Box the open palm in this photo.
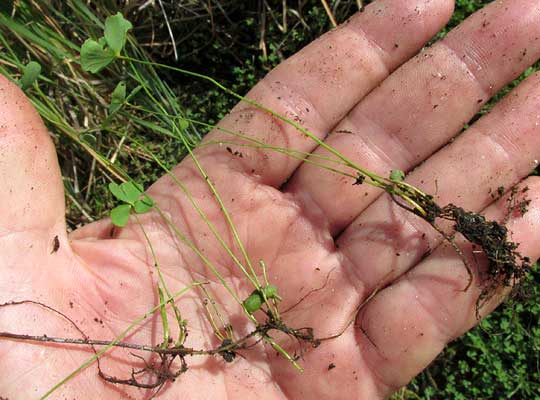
[2,0,540,398]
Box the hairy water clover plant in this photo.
[95,10,532,312]
[81,9,531,383]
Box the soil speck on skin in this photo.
[51,235,60,254]
[353,174,365,185]
[69,301,74,309]
[225,146,243,157]
[489,185,505,200]
[219,339,236,363]
[328,363,336,370]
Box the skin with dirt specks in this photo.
[2,0,540,399]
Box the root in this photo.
[388,182,532,316]
[98,352,187,390]
[281,268,336,314]
[0,300,322,392]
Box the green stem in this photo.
[123,131,258,290]
[264,335,303,372]
[154,206,258,325]
[121,56,431,216]
[121,57,380,180]
[134,214,186,346]
[127,62,263,292]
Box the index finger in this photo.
[191,0,454,187]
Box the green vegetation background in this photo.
[1,0,539,398]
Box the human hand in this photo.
[2,0,540,398]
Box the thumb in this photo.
[0,74,65,233]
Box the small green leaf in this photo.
[109,81,126,114]
[80,39,115,73]
[109,182,130,203]
[109,181,144,205]
[110,204,131,227]
[390,169,405,182]
[134,198,154,214]
[243,291,263,314]
[19,61,41,90]
[121,181,143,204]
[104,12,133,56]
[178,119,189,130]
[263,285,279,299]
